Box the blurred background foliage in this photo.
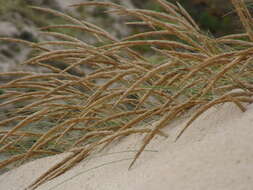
[0,0,250,76]
[134,0,249,36]
[0,0,249,37]
[0,0,249,35]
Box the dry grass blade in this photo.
[114,61,174,107]
[0,108,49,144]
[129,100,199,168]
[175,91,253,141]
[231,0,253,41]
[70,2,123,10]
[0,38,49,52]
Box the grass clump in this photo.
[0,0,253,189]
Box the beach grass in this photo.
[0,0,252,189]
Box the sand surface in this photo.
[0,102,253,190]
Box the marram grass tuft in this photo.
[0,0,253,189]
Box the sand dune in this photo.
[1,102,253,190]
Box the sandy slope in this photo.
[0,102,253,190]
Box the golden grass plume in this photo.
[0,0,252,189]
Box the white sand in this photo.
[0,102,253,190]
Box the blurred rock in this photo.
[0,22,18,37]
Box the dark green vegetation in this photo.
[173,0,235,35]
[0,0,253,189]
[135,0,240,36]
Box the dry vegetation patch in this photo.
[0,0,253,189]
